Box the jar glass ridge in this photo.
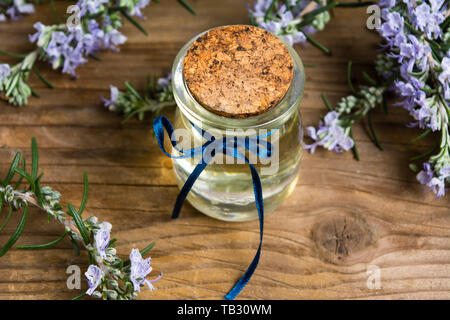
[171,26,305,222]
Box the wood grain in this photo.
[0,0,449,300]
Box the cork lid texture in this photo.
[183,25,294,118]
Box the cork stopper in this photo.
[183,25,294,118]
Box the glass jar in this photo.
[170,26,305,222]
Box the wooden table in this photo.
[1,0,449,300]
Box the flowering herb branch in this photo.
[304,61,386,159]
[304,0,450,198]
[0,0,36,22]
[0,138,161,300]
[103,72,174,122]
[249,0,375,55]
[0,0,194,107]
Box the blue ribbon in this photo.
[153,116,276,300]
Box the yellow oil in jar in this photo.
[171,108,302,222]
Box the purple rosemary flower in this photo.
[249,0,273,18]
[102,29,127,52]
[85,265,103,295]
[398,35,429,73]
[28,22,46,44]
[304,111,354,153]
[5,0,35,21]
[417,162,450,198]
[411,1,444,39]
[82,20,105,55]
[439,57,450,100]
[249,0,331,47]
[0,14,6,22]
[379,0,396,8]
[0,64,11,82]
[129,248,162,292]
[77,0,109,17]
[130,0,151,19]
[102,85,119,110]
[94,222,111,260]
[157,73,171,88]
[379,11,404,45]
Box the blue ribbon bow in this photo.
[153,116,276,300]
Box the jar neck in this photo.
[172,26,305,132]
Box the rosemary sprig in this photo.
[103,73,176,122]
[0,0,195,107]
[303,62,386,158]
[250,0,375,55]
[0,139,159,299]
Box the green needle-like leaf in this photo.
[14,157,26,189]
[69,235,80,256]
[347,61,356,94]
[336,1,375,7]
[321,93,333,111]
[411,128,431,143]
[125,81,142,100]
[368,110,384,151]
[410,142,440,161]
[34,175,45,207]
[301,30,331,56]
[50,0,62,24]
[3,152,21,186]
[298,1,338,27]
[0,49,27,58]
[177,0,196,15]
[140,241,155,256]
[68,203,90,245]
[120,8,148,35]
[17,231,67,250]
[78,172,89,216]
[14,168,36,192]
[31,137,39,180]
[109,238,118,246]
[362,71,377,86]
[72,292,87,300]
[34,66,55,89]
[349,128,360,161]
[0,205,13,233]
[0,203,29,257]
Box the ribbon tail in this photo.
[224,164,264,300]
[171,161,208,219]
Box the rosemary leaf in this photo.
[177,0,196,15]
[14,157,26,189]
[411,128,431,143]
[0,203,29,257]
[78,172,89,217]
[349,129,360,161]
[368,110,383,151]
[68,204,90,245]
[0,205,13,233]
[17,231,67,250]
[362,71,377,86]
[301,30,331,56]
[3,152,21,186]
[31,137,39,180]
[14,168,36,192]
[50,0,62,24]
[72,292,87,300]
[34,66,55,89]
[347,61,356,94]
[120,8,148,35]
[321,93,333,111]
